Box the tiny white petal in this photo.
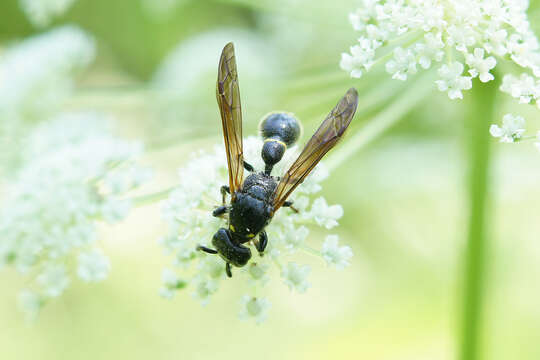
[77,250,111,282]
[490,114,526,143]
[281,262,311,293]
[239,295,271,324]
[322,235,354,270]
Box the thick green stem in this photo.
[459,78,498,360]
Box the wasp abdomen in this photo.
[259,112,301,174]
[260,112,301,145]
[261,139,286,167]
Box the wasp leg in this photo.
[212,206,228,217]
[220,185,230,204]
[226,262,233,278]
[243,161,254,172]
[283,200,299,213]
[212,228,252,267]
[256,230,268,256]
[197,245,218,254]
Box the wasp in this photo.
[197,42,358,277]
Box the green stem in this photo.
[301,245,322,257]
[327,71,435,171]
[131,187,176,207]
[459,77,498,360]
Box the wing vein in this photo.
[216,42,244,199]
[272,88,359,211]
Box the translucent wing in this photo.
[272,88,358,211]
[216,42,244,199]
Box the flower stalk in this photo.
[459,77,498,360]
[132,186,176,207]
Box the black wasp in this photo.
[197,42,358,278]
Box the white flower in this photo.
[341,38,378,78]
[446,24,476,52]
[77,250,111,282]
[309,197,344,229]
[0,112,150,315]
[340,52,364,78]
[239,296,271,324]
[0,26,95,173]
[159,137,352,321]
[466,48,497,82]
[0,26,95,120]
[489,114,526,143]
[349,0,379,32]
[500,74,540,106]
[341,0,540,115]
[322,235,353,270]
[19,0,77,27]
[483,27,508,56]
[283,225,309,252]
[415,32,445,69]
[246,262,270,285]
[159,268,186,299]
[37,264,70,298]
[192,277,218,306]
[281,262,311,293]
[436,62,472,99]
[385,47,417,81]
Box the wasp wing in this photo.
[216,42,244,199]
[272,88,358,211]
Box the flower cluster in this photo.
[0,112,151,317]
[0,26,95,172]
[0,25,94,120]
[500,73,540,108]
[19,0,78,27]
[340,0,540,145]
[489,113,526,143]
[159,137,352,323]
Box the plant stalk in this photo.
[131,187,175,207]
[459,77,498,360]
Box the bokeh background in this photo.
[1,0,540,359]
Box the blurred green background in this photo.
[1,0,540,359]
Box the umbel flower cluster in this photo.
[340,0,540,145]
[0,113,151,317]
[159,137,352,323]
[0,26,95,172]
[0,25,94,119]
